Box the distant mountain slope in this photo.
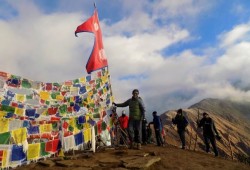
[160,98,250,160]
[189,98,250,121]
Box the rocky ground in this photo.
[15,144,249,170]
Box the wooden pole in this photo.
[228,134,234,160]
[189,127,193,150]
[193,108,200,151]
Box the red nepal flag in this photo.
[75,9,108,74]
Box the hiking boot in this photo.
[137,143,142,150]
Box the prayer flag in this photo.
[75,9,108,74]
[27,143,40,160]
[0,132,11,144]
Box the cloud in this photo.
[0,1,94,82]
[1,0,250,120]
[219,23,250,47]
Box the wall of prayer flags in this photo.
[0,68,114,168]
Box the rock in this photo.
[135,152,149,157]
[114,150,128,156]
[65,153,93,160]
[149,151,159,156]
[56,160,74,167]
[123,156,161,169]
[38,160,56,167]
[98,157,122,168]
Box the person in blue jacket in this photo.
[152,111,164,146]
[172,109,188,149]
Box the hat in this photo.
[122,110,126,114]
[203,112,208,116]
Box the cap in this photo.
[122,110,126,114]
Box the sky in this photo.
[1,0,250,120]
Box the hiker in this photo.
[197,112,221,157]
[152,111,164,146]
[118,110,129,144]
[142,117,148,145]
[113,89,146,150]
[109,106,118,146]
[172,108,188,149]
[146,123,153,144]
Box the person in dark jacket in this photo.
[152,111,164,146]
[197,112,220,157]
[172,109,188,149]
[113,89,145,150]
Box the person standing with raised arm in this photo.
[113,89,145,150]
[197,112,221,157]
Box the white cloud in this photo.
[1,0,250,119]
[219,23,250,47]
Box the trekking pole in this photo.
[228,134,234,160]
[193,108,200,151]
[189,127,193,150]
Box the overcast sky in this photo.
[1,0,250,119]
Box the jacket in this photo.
[118,115,129,129]
[153,115,163,130]
[116,97,145,120]
[198,117,218,137]
[172,114,188,132]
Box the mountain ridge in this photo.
[160,98,250,160]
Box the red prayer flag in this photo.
[75,9,108,74]
[45,139,59,153]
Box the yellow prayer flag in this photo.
[39,91,50,100]
[27,143,40,160]
[11,128,27,144]
[56,95,64,101]
[70,96,74,102]
[15,107,24,116]
[70,86,78,92]
[39,124,52,133]
[79,77,86,84]
[86,85,91,91]
[83,126,92,143]
[101,75,108,84]
[88,91,93,97]
[69,118,75,127]
[0,118,9,133]
[15,94,26,102]
[2,150,8,168]
[103,87,107,94]
[0,111,7,118]
[110,96,114,103]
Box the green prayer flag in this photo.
[40,142,49,156]
[21,79,31,88]
[0,132,11,144]
[73,79,80,84]
[1,105,15,113]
